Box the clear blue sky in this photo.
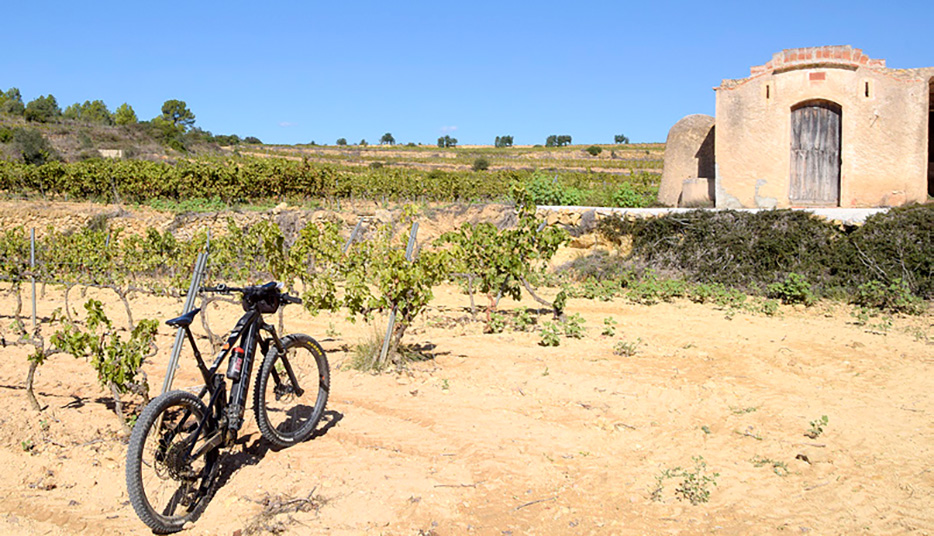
[4,1,933,145]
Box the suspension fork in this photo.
[260,322,305,397]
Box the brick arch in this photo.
[751,46,885,76]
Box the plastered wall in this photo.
[711,47,932,208]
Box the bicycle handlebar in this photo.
[199,283,302,305]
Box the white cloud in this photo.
[440,125,458,133]
[278,122,297,128]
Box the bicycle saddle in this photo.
[165,308,201,328]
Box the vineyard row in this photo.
[0,157,659,206]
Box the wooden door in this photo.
[790,101,841,205]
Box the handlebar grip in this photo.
[200,284,228,293]
[282,294,303,305]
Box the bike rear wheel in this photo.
[254,333,330,447]
[126,390,220,534]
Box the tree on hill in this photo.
[359,139,368,146]
[437,135,457,148]
[545,135,571,147]
[160,99,195,131]
[0,88,25,116]
[213,134,241,145]
[13,128,60,165]
[336,137,347,146]
[614,134,630,144]
[63,100,114,125]
[113,103,138,125]
[380,132,395,145]
[494,135,513,148]
[24,95,62,123]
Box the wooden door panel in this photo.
[791,102,841,205]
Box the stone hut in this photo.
[660,46,934,208]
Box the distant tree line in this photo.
[327,133,630,148]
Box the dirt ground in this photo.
[1,278,932,535]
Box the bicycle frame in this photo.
[171,307,296,460]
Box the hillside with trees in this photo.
[0,87,260,163]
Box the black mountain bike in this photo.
[126,282,330,533]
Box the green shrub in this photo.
[561,250,635,282]
[472,157,490,172]
[13,128,60,165]
[562,313,586,338]
[585,145,602,156]
[853,279,924,315]
[598,209,850,292]
[767,273,817,306]
[525,173,584,206]
[539,321,561,346]
[512,307,537,332]
[849,204,933,298]
[611,183,646,208]
[593,205,933,303]
[487,311,507,333]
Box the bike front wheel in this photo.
[126,390,221,534]
[254,333,330,447]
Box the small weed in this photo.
[700,425,711,435]
[539,322,561,347]
[441,379,450,391]
[542,366,550,377]
[39,419,50,432]
[868,315,893,335]
[325,322,341,338]
[754,298,780,317]
[851,306,872,326]
[487,312,508,334]
[21,439,34,452]
[350,325,387,371]
[601,317,617,337]
[905,326,930,342]
[562,313,586,339]
[767,273,817,306]
[805,415,828,439]
[652,456,719,505]
[613,337,641,357]
[751,456,790,477]
[243,491,326,536]
[730,406,758,415]
[513,307,537,332]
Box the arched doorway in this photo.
[790,100,842,206]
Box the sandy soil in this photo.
[1,279,932,535]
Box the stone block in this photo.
[680,178,714,207]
